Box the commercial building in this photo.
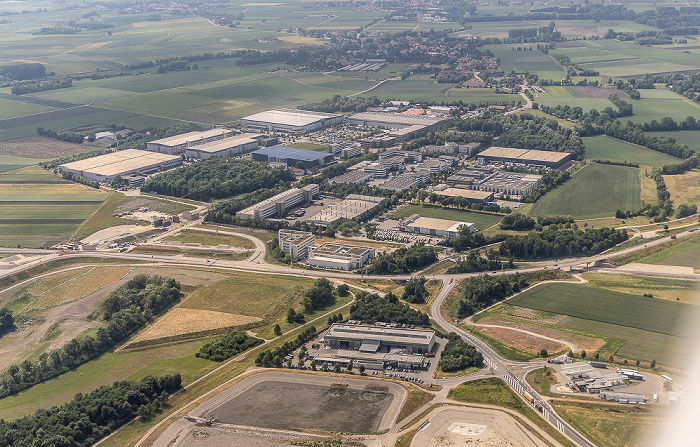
[278,229,315,260]
[363,162,388,178]
[399,214,475,238]
[424,142,477,156]
[58,149,182,183]
[329,170,375,185]
[378,150,423,163]
[306,194,385,226]
[473,171,542,196]
[447,166,495,187]
[146,129,234,155]
[251,146,335,169]
[236,184,319,220]
[241,109,343,134]
[434,187,494,203]
[308,243,375,270]
[323,323,436,355]
[377,172,429,192]
[562,362,628,394]
[348,112,451,131]
[477,146,573,169]
[184,133,263,160]
[414,159,453,174]
[598,392,646,405]
[329,141,363,159]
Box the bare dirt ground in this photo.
[81,224,156,245]
[411,407,547,447]
[0,137,100,158]
[129,308,262,344]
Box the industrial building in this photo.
[323,323,436,355]
[184,133,263,160]
[424,142,477,156]
[399,214,475,238]
[377,173,429,192]
[329,141,363,159]
[306,195,385,226]
[278,229,315,260]
[240,109,344,134]
[447,167,542,197]
[562,362,628,394]
[378,150,423,163]
[146,129,234,155]
[329,169,375,185]
[307,243,375,270]
[414,159,453,174]
[348,112,451,132]
[58,149,182,183]
[236,184,319,220]
[433,187,495,203]
[251,146,335,169]
[599,392,646,405]
[447,166,496,187]
[477,146,573,169]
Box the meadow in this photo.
[166,230,255,249]
[638,236,700,268]
[0,166,108,247]
[626,88,700,125]
[663,170,700,209]
[0,155,50,174]
[390,204,503,230]
[528,163,641,219]
[507,282,693,338]
[647,130,700,152]
[581,273,699,304]
[582,135,681,166]
[486,44,564,81]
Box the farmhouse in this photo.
[236,184,319,220]
[241,109,343,134]
[251,146,335,169]
[184,133,264,160]
[307,243,375,270]
[146,129,234,155]
[58,149,182,183]
[477,146,573,169]
[278,229,315,260]
[306,194,385,226]
[399,214,475,238]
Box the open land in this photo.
[391,204,503,230]
[582,135,681,166]
[528,163,641,219]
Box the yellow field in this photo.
[20,266,131,310]
[664,171,700,208]
[129,308,262,344]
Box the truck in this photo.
[522,391,534,404]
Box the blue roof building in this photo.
[251,146,335,168]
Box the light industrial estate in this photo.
[58,149,182,183]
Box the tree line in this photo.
[361,243,438,275]
[456,273,530,318]
[0,275,181,399]
[299,95,382,113]
[196,330,262,362]
[498,227,628,259]
[141,158,295,202]
[350,290,430,326]
[0,374,181,447]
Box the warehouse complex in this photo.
[399,214,475,238]
[236,184,319,220]
[447,167,542,197]
[433,186,495,203]
[241,109,343,134]
[58,149,182,183]
[348,112,451,132]
[313,322,437,370]
[184,133,264,160]
[278,230,315,260]
[308,242,375,270]
[477,146,573,169]
[306,194,385,226]
[251,146,335,169]
[146,129,234,155]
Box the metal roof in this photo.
[253,146,332,162]
[59,149,180,176]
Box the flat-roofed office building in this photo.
[236,184,319,220]
[307,243,375,270]
[399,214,475,238]
[251,146,335,169]
[278,229,315,260]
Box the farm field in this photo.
[583,135,681,166]
[581,273,699,304]
[390,204,503,230]
[663,170,700,209]
[166,230,255,249]
[638,236,700,268]
[626,88,700,125]
[647,130,700,152]
[286,141,330,152]
[444,88,523,105]
[486,45,564,81]
[528,163,641,219]
[553,400,662,447]
[0,166,109,247]
[0,155,49,174]
[507,282,695,338]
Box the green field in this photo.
[0,167,109,247]
[583,135,681,166]
[0,155,49,174]
[647,130,700,152]
[390,204,503,230]
[286,142,330,152]
[581,273,699,304]
[508,282,694,338]
[638,237,700,268]
[528,163,641,219]
[486,44,564,81]
[166,230,255,249]
[626,89,700,125]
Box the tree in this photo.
[334,363,341,373]
[347,361,353,372]
[321,362,329,372]
[580,350,587,359]
[402,276,429,304]
[286,358,293,368]
[337,283,350,296]
[651,359,656,369]
[287,308,297,324]
[539,349,548,358]
[274,324,282,336]
[359,364,365,374]
[567,350,574,358]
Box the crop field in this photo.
[583,135,680,166]
[648,130,700,152]
[581,273,699,304]
[445,88,523,105]
[180,272,315,321]
[486,45,564,81]
[626,89,700,125]
[638,237,700,268]
[390,204,503,230]
[552,39,700,77]
[528,163,641,219]
[0,167,109,247]
[166,230,255,249]
[508,282,695,338]
[128,308,262,345]
[0,155,48,174]
[664,171,700,208]
[554,400,662,447]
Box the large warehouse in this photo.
[240,109,343,134]
[146,129,234,155]
[323,323,436,355]
[477,147,573,169]
[399,214,475,238]
[251,146,335,169]
[184,133,264,160]
[58,149,182,183]
[236,184,319,220]
[305,194,385,226]
[348,112,451,131]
